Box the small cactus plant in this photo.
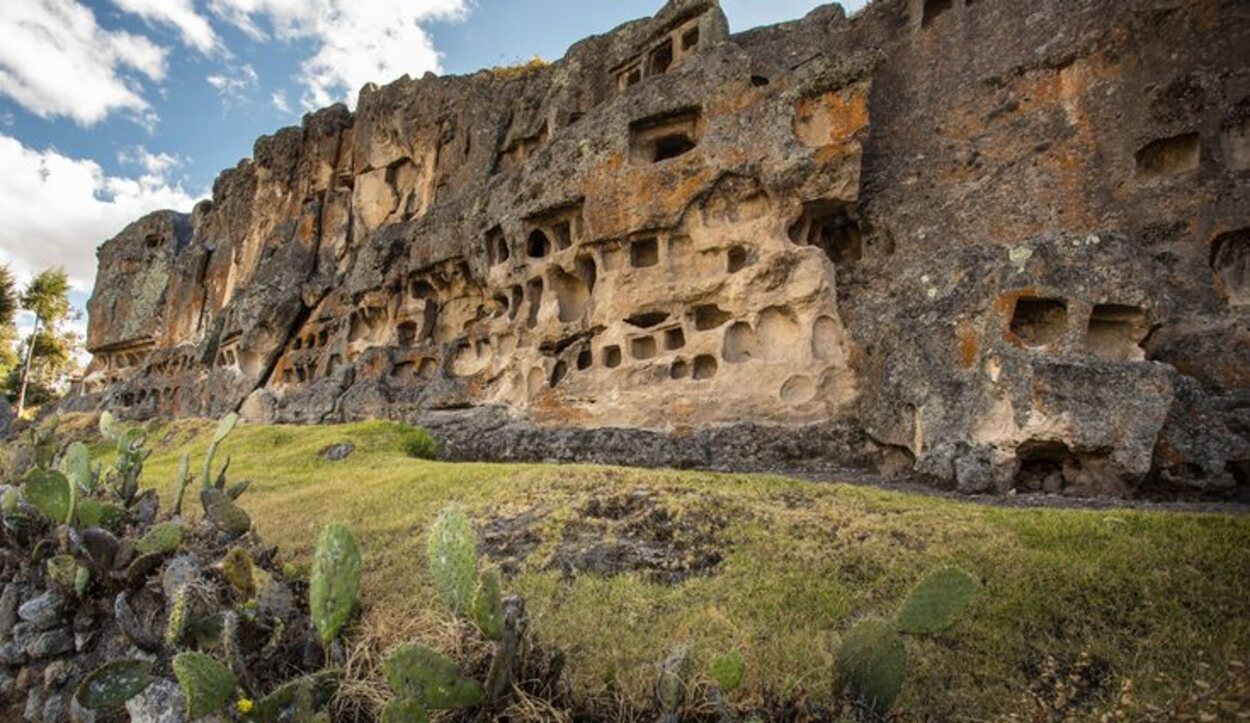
[222,546,256,599]
[426,505,478,616]
[834,566,980,715]
[74,660,154,710]
[309,522,362,645]
[172,651,239,720]
[709,650,745,694]
[384,642,485,710]
[656,645,690,723]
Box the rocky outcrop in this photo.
[75,0,1250,497]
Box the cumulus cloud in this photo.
[110,0,219,54]
[206,63,259,108]
[0,0,167,126]
[208,0,468,110]
[0,135,197,292]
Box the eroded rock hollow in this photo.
[75,0,1250,497]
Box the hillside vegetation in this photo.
[64,415,1250,719]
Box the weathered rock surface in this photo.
[73,0,1250,497]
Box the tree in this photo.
[0,266,17,377]
[15,269,71,417]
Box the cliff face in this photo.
[78,0,1250,497]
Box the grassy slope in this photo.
[85,416,1250,719]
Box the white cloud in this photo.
[206,63,258,107]
[118,145,186,178]
[0,134,197,293]
[208,0,468,110]
[0,0,167,126]
[271,89,292,114]
[110,0,220,54]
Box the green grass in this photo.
[81,416,1250,718]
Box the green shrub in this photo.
[400,427,439,460]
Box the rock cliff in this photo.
[76,0,1250,497]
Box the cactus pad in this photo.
[75,660,154,710]
[895,566,981,636]
[172,453,191,516]
[201,488,251,536]
[835,619,907,716]
[136,522,184,555]
[709,650,745,694]
[381,698,431,723]
[250,671,339,723]
[173,652,238,720]
[470,566,504,640]
[98,411,121,441]
[426,505,478,615]
[24,469,72,523]
[223,547,256,598]
[384,642,484,710]
[61,442,94,492]
[309,523,362,644]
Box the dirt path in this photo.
[792,469,1250,516]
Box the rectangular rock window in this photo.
[1086,304,1149,361]
[1009,297,1068,348]
[922,0,953,27]
[603,345,623,369]
[790,201,863,266]
[629,108,702,164]
[486,226,509,266]
[649,38,674,76]
[631,238,660,268]
[682,27,700,51]
[630,335,658,360]
[1136,133,1200,179]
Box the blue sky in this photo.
[0,0,864,341]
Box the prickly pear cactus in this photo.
[47,554,88,596]
[709,650,745,694]
[656,644,690,718]
[835,619,907,716]
[203,413,238,488]
[426,505,478,616]
[250,672,339,723]
[166,585,191,647]
[309,523,362,645]
[24,469,72,523]
[172,453,191,516]
[384,642,485,710]
[74,659,154,710]
[201,488,251,537]
[895,566,981,636]
[98,411,121,442]
[136,522,184,555]
[470,566,504,641]
[172,651,238,720]
[75,499,127,532]
[61,441,96,493]
[381,698,431,723]
[223,547,256,598]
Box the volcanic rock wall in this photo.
[77,0,1250,497]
